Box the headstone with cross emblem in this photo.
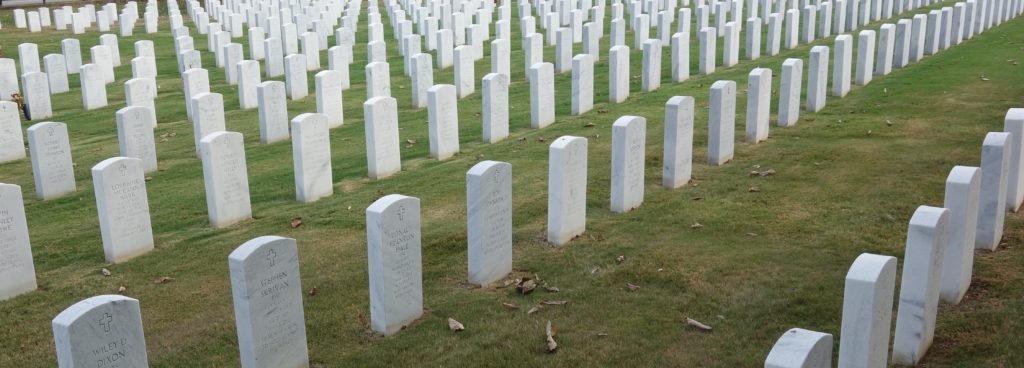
[200,131,252,229]
[366,194,423,336]
[52,295,149,368]
[91,157,154,263]
[229,236,309,368]
[466,161,513,286]
[0,59,20,102]
[116,106,158,173]
[27,121,77,200]
[0,183,37,300]
[0,101,25,163]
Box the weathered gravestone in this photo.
[80,64,108,110]
[27,121,76,200]
[43,54,71,94]
[778,59,803,127]
[746,68,771,143]
[315,70,344,128]
[467,161,513,286]
[892,206,949,366]
[610,116,646,213]
[200,131,252,229]
[0,59,20,101]
[238,60,261,110]
[92,157,154,263]
[0,183,37,301]
[976,132,1010,250]
[529,62,555,128]
[548,136,588,245]
[125,78,157,127]
[191,92,226,157]
[52,295,149,368]
[284,54,308,100]
[22,72,53,119]
[291,113,334,203]
[228,236,310,368]
[366,194,423,336]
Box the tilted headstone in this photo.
[940,166,980,304]
[52,295,149,368]
[467,161,513,286]
[291,113,334,203]
[92,157,154,263]
[229,236,310,368]
[892,206,949,366]
[548,136,588,245]
[0,183,37,300]
[838,253,897,368]
[976,132,1010,250]
[27,121,76,200]
[200,131,252,229]
[366,194,423,336]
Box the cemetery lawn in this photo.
[3,1,1024,366]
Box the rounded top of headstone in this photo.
[947,166,981,185]
[482,73,509,84]
[200,130,242,146]
[613,115,645,128]
[91,156,142,174]
[52,294,140,328]
[467,160,511,177]
[846,253,897,281]
[291,112,328,126]
[427,84,456,94]
[667,95,694,106]
[710,79,736,89]
[228,235,295,263]
[367,194,419,216]
[984,131,1011,146]
[26,120,65,132]
[909,205,949,229]
[364,95,397,107]
[550,135,587,149]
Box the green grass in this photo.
[1,1,1023,366]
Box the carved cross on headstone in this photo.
[98,313,113,332]
[118,163,128,176]
[396,206,406,221]
[266,249,277,267]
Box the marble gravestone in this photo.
[976,132,1010,250]
[116,106,158,173]
[52,295,149,368]
[62,39,84,75]
[1003,108,1024,212]
[892,206,949,366]
[43,54,71,94]
[238,60,261,110]
[663,96,694,189]
[200,131,253,229]
[92,157,154,263]
[610,116,646,213]
[27,121,76,200]
[764,328,833,368]
[746,68,771,143]
[427,84,460,160]
[0,183,37,301]
[284,54,308,100]
[291,113,334,203]
[0,59,19,101]
[366,61,392,99]
[257,81,289,144]
[467,161,513,286]
[482,73,509,143]
[548,136,588,245]
[22,72,53,120]
[529,62,555,129]
[838,253,897,368]
[708,80,736,166]
[125,78,157,127]
[191,92,227,156]
[315,70,345,128]
[0,102,25,163]
[609,45,630,102]
[80,64,108,110]
[229,236,310,368]
[366,194,424,336]
[364,96,402,179]
[778,59,803,127]
[572,54,594,116]
[940,166,980,305]
[807,46,829,112]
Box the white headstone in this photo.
[43,54,70,94]
[876,24,895,76]
[366,194,423,336]
[264,38,285,77]
[0,102,25,163]
[27,121,76,200]
[833,35,853,97]
[116,106,157,173]
[427,84,460,160]
[892,206,949,366]
[641,40,662,92]
[778,59,803,127]
[571,54,594,115]
[90,45,115,84]
[18,43,41,74]
[611,116,646,213]
[0,183,37,300]
[482,73,509,143]
[609,45,630,102]
[91,157,154,263]
[467,161,513,286]
[764,328,833,368]
[21,72,53,119]
[52,295,149,368]
[708,80,736,166]
[238,60,261,110]
[1003,108,1024,212]
[364,96,402,179]
[837,253,897,368]
[940,166,980,305]
[856,30,876,85]
[671,32,690,82]
[698,27,717,74]
[191,92,226,156]
[807,46,829,112]
[99,34,121,67]
[284,54,308,100]
[976,132,1010,250]
[0,59,18,101]
[79,64,108,110]
[746,68,771,143]
[548,136,588,245]
[223,43,243,85]
[663,96,694,189]
[200,131,252,229]
[228,236,310,368]
[257,81,289,144]
[529,62,555,128]
[365,61,391,99]
[315,70,344,128]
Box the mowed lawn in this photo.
[1,0,1024,366]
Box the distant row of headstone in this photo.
[0,0,1020,364]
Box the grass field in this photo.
[1,0,1023,366]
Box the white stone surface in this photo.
[833,35,853,97]
[91,157,154,263]
[838,253,897,368]
[610,116,646,213]
[1003,108,1024,212]
[529,62,555,128]
[609,45,630,103]
[856,30,876,86]
[223,43,243,85]
[229,236,309,368]
[746,68,771,143]
[672,32,690,82]
[200,131,252,229]
[27,121,76,200]
[80,64,108,110]
[0,102,24,163]
[894,20,911,68]
[765,328,833,368]
[284,54,308,100]
[698,27,716,74]
[663,96,694,189]
[482,73,510,143]
[571,54,594,115]
[90,45,115,84]
[315,70,344,128]
[807,46,829,112]
[116,106,157,173]
[364,96,402,179]
[21,72,52,120]
[709,80,736,166]
[0,59,18,102]
[265,38,285,77]
[43,54,70,94]
[257,81,289,144]
[238,60,261,110]
[427,84,460,160]
[642,40,662,92]
[52,295,149,368]
[367,194,423,336]
[191,92,226,157]
[454,46,475,98]
[291,113,334,203]
[366,61,391,99]
[467,161,513,286]
[893,206,949,366]
[977,132,1010,250]
[778,59,803,127]
[18,43,41,74]
[548,136,588,245]
[940,166,981,305]
[0,183,37,300]
[723,22,739,66]
[876,24,895,76]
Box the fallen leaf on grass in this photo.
[746,233,758,237]
[528,305,543,314]
[625,283,641,292]
[517,137,527,141]
[886,119,893,126]
[517,278,537,294]
[546,320,557,337]
[584,122,595,127]
[546,335,558,353]
[101,268,112,277]
[748,186,761,192]
[596,332,609,337]
[545,321,558,353]
[153,276,174,284]
[308,287,318,296]
[448,317,465,332]
[687,317,713,331]
[541,300,568,306]
[118,285,126,294]
[501,302,520,309]
[691,223,703,229]
[616,255,625,263]
[537,137,546,142]
[290,217,303,228]
[542,284,560,292]
[405,139,417,144]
